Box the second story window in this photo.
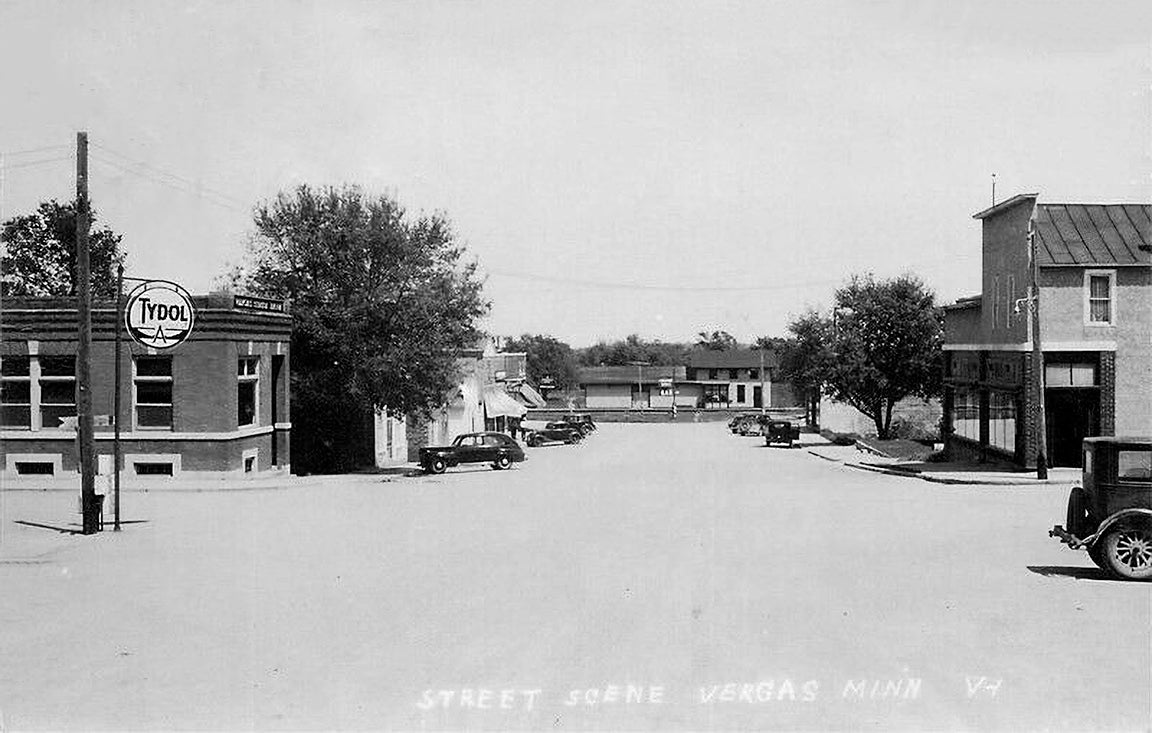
[1087,272,1113,324]
[135,356,173,429]
[238,357,260,427]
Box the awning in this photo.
[483,386,527,418]
[516,382,547,408]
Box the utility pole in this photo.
[759,346,766,415]
[1028,206,1048,480]
[113,263,123,531]
[76,132,99,533]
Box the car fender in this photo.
[1084,508,1152,547]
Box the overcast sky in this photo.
[1,1,1148,346]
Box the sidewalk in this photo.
[806,444,1079,486]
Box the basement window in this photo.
[133,462,174,476]
[15,461,55,475]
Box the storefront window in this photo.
[988,391,1016,454]
[952,389,979,442]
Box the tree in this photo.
[774,315,834,427]
[227,184,489,472]
[504,334,578,389]
[823,274,943,439]
[695,329,738,350]
[1,199,125,297]
[576,335,689,367]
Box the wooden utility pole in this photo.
[1028,207,1048,480]
[113,263,123,531]
[76,132,99,533]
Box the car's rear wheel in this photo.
[527,434,540,447]
[494,454,512,470]
[1100,525,1152,581]
[428,458,447,474]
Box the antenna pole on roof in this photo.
[991,173,996,206]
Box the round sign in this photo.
[124,280,196,349]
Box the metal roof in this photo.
[1034,203,1151,266]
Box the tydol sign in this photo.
[124,281,196,349]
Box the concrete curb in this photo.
[843,461,1074,487]
[0,472,404,493]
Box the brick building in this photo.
[0,293,291,479]
[942,194,1151,467]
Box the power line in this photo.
[0,144,70,157]
[91,142,249,208]
[0,155,74,171]
[90,152,250,214]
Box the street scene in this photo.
[2,423,1148,730]
[2,2,1151,731]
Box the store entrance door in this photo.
[1046,389,1099,468]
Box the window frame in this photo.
[1083,269,1116,326]
[37,355,77,431]
[0,356,33,430]
[133,355,174,431]
[237,356,260,427]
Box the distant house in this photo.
[942,194,1152,467]
[576,349,800,410]
[684,349,797,409]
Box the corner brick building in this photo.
[0,292,291,479]
[943,194,1151,467]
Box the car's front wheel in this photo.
[1099,525,1152,581]
[428,458,447,474]
[494,454,512,470]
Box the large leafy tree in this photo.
[503,334,578,389]
[1,199,125,296]
[824,274,942,438]
[771,316,833,427]
[228,184,489,472]
[576,334,689,367]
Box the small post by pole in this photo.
[76,131,99,534]
[113,263,123,530]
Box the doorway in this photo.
[1046,389,1099,468]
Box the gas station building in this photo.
[0,292,291,480]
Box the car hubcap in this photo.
[1114,531,1152,571]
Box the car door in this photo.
[454,435,481,464]
[481,434,505,461]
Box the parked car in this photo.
[732,414,768,436]
[420,432,526,474]
[1050,436,1152,581]
[764,420,801,447]
[523,422,584,447]
[562,413,597,434]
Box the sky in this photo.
[1,0,1149,347]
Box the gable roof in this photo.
[1033,203,1151,266]
[686,349,779,369]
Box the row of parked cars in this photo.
[729,413,802,448]
[418,414,597,474]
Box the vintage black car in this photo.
[524,422,583,447]
[420,432,526,474]
[1050,436,1152,581]
[562,413,597,435]
[764,420,801,448]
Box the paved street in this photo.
[1,422,1149,730]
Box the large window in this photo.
[1045,362,1096,388]
[38,356,76,429]
[1117,451,1152,481]
[736,384,746,403]
[135,356,173,429]
[238,357,259,426]
[1086,271,1114,324]
[952,389,979,442]
[1,356,32,428]
[703,383,729,404]
[988,391,1016,454]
